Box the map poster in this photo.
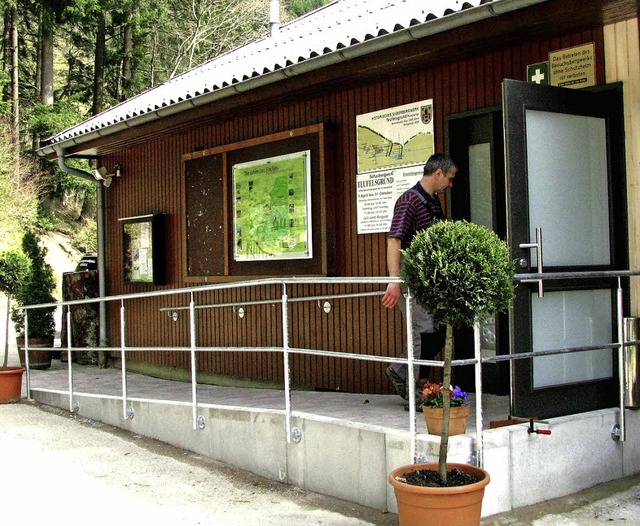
[233,150,312,261]
[356,99,435,234]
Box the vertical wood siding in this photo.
[102,28,604,393]
[605,18,640,314]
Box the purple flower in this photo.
[451,386,469,406]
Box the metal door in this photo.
[503,79,626,418]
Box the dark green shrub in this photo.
[11,232,57,339]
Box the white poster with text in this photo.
[356,99,434,234]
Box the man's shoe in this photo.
[385,367,407,399]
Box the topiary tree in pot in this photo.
[11,232,57,368]
[0,250,31,368]
[401,220,515,484]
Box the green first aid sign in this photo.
[527,62,550,85]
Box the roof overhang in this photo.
[39,0,549,159]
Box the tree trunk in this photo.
[10,5,19,184]
[3,295,11,368]
[121,17,133,101]
[2,8,10,102]
[92,11,106,116]
[33,3,55,150]
[35,5,42,101]
[150,31,157,86]
[40,4,55,105]
[438,321,454,484]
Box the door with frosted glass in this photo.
[503,79,626,418]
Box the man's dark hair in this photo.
[423,153,456,176]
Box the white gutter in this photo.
[38,0,548,158]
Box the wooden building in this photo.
[40,0,640,419]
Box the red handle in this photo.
[535,429,552,435]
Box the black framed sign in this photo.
[120,214,166,285]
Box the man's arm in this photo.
[382,237,402,308]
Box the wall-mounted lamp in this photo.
[93,166,109,180]
[93,164,122,186]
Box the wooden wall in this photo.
[101,26,605,393]
[605,18,640,314]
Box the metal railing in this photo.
[17,270,640,468]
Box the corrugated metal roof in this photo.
[44,0,540,152]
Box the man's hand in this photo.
[382,282,402,308]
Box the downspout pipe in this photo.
[53,145,108,349]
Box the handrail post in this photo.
[405,290,417,464]
[120,299,129,420]
[282,282,292,443]
[66,305,74,413]
[189,292,198,429]
[474,320,484,467]
[617,278,626,441]
[24,311,31,398]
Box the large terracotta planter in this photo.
[16,336,53,370]
[423,404,470,436]
[389,462,490,526]
[0,367,25,403]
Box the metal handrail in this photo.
[17,270,640,469]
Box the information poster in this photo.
[123,219,154,283]
[233,150,312,261]
[356,99,435,234]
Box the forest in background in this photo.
[0,0,331,253]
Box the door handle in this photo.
[519,227,544,297]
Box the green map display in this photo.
[233,150,312,261]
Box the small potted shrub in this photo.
[0,249,31,403]
[11,232,57,370]
[421,381,470,436]
[389,220,515,525]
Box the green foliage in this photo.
[285,0,332,18]
[27,98,87,139]
[402,220,515,483]
[401,220,515,328]
[11,231,56,338]
[34,204,56,234]
[0,117,39,248]
[0,250,31,297]
[72,222,98,253]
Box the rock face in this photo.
[61,270,100,365]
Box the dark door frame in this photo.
[447,107,509,395]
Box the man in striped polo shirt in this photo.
[382,153,457,410]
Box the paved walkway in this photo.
[4,398,640,525]
[0,401,397,526]
[25,357,510,436]
[6,341,640,524]
[482,473,640,525]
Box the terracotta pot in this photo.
[423,404,470,436]
[0,366,25,403]
[16,336,53,370]
[389,462,490,526]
